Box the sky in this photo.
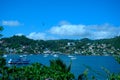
[0,0,120,40]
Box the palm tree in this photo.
[49,58,74,80]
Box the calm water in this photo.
[4,54,120,79]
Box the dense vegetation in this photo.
[0,35,120,55]
[0,57,74,80]
[114,56,120,64]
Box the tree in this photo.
[0,26,4,55]
[0,26,4,37]
[49,59,74,80]
[0,26,9,80]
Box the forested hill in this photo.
[0,35,120,55]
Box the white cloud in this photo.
[50,24,88,36]
[26,32,56,40]
[11,22,120,40]
[27,32,46,40]
[49,24,120,39]
[15,33,24,36]
[2,20,23,26]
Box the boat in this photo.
[8,56,30,64]
[68,55,74,58]
[71,57,77,60]
[3,54,7,58]
[53,54,58,57]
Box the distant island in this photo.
[0,35,120,56]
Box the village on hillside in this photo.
[0,35,120,56]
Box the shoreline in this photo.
[2,52,120,56]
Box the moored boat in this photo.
[68,55,74,58]
[53,54,58,57]
[71,57,77,60]
[3,54,7,58]
[8,56,30,64]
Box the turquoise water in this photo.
[5,54,120,79]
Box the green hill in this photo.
[0,35,120,55]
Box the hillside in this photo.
[0,35,120,55]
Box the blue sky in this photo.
[0,0,120,40]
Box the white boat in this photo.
[3,54,7,58]
[8,56,30,64]
[68,55,74,58]
[53,54,58,57]
[19,55,23,57]
[71,57,77,60]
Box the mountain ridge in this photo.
[0,35,120,55]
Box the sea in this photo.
[3,54,120,80]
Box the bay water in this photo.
[4,54,120,79]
